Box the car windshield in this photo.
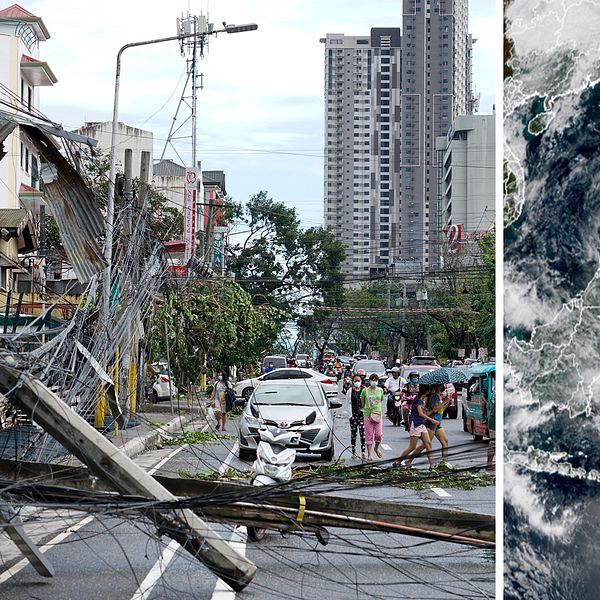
[252,384,324,406]
[354,361,386,375]
[296,354,309,360]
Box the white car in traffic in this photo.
[234,367,339,402]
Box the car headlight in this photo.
[245,416,262,428]
[314,415,327,424]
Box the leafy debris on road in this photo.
[179,467,250,480]
[162,431,232,446]
[177,460,494,491]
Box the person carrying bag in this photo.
[361,373,384,461]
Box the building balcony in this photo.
[21,55,57,86]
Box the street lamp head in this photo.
[225,23,258,34]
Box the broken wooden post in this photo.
[0,364,256,591]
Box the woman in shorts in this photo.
[393,385,438,468]
[403,383,451,468]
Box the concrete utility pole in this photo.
[0,365,256,590]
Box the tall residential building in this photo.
[322,0,473,279]
[400,0,473,272]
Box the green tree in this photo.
[147,280,287,384]
[147,189,184,241]
[228,191,345,310]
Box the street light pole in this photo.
[101,23,258,332]
[98,24,259,589]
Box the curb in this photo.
[120,413,204,459]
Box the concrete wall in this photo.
[73,122,153,181]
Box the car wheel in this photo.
[239,448,256,462]
[242,387,254,401]
[321,440,335,461]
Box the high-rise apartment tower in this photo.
[322,0,473,279]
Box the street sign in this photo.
[184,168,198,263]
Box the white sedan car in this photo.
[233,368,339,402]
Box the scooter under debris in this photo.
[247,424,328,545]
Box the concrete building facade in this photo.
[436,113,495,235]
[73,121,153,182]
[322,0,474,279]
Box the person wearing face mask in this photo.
[361,373,384,461]
[400,371,420,431]
[384,366,407,419]
[346,375,366,460]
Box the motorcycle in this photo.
[247,425,329,545]
[247,426,298,542]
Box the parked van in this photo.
[261,355,287,373]
[462,363,495,440]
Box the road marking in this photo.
[126,425,207,599]
[431,487,451,498]
[219,441,240,474]
[0,425,204,586]
[381,444,392,451]
[130,539,179,600]
[0,514,94,584]
[147,444,189,476]
[211,440,247,599]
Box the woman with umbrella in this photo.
[394,368,467,468]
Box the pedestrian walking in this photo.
[403,383,452,468]
[393,385,437,468]
[361,373,384,461]
[210,371,230,431]
[400,371,420,430]
[346,375,366,460]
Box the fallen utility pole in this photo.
[0,459,494,547]
[0,364,256,591]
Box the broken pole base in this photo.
[0,364,255,591]
[0,502,55,577]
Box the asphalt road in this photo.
[0,386,495,599]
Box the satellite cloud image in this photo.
[504,0,600,597]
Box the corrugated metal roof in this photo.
[22,124,106,282]
[153,159,186,177]
[0,208,28,229]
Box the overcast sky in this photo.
[27,0,498,228]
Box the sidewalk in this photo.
[111,397,209,459]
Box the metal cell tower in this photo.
[159,13,210,166]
